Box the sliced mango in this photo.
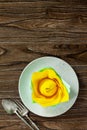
[31,68,70,107]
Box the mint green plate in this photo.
[18,56,79,117]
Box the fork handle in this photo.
[15,111,34,130]
[25,115,40,130]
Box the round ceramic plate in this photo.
[18,56,79,117]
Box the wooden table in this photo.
[0,0,87,130]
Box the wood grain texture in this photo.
[0,0,87,130]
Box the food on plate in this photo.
[31,68,70,107]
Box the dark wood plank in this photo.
[0,43,87,65]
[0,1,87,45]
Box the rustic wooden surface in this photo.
[0,0,87,130]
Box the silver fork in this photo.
[14,99,40,130]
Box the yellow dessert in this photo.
[31,68,70,107]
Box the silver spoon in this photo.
[2,99,34,130]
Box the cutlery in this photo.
[2,99,35,130]
[14,99,40,130]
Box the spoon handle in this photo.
[25,115,40,130]
[15,111,34,130]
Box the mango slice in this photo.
[31,68,70,107]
